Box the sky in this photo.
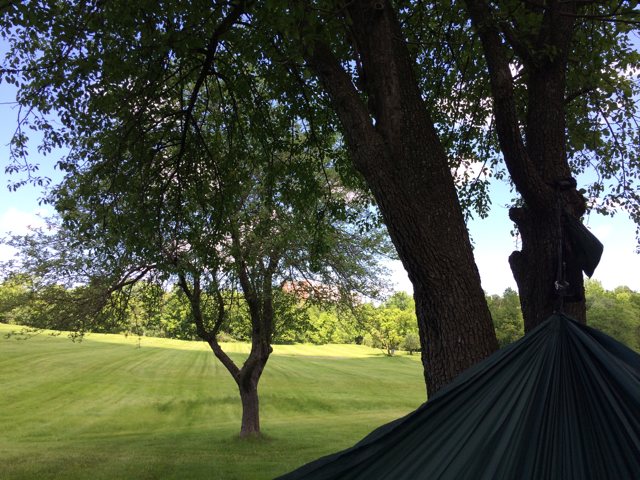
[1,57,639,296]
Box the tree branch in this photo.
[497,19,533,63]
[177,0,251,161]
[177,271,241,379]
[463,0,554,209]
[302,38,384,178]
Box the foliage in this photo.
[384,291,414,312]
[585,279,640,351]
[301,305,366,345]
[0,271,132,335]
[399,1,640,223]
[5,276,640,354]
[158,286,198,340]
[0,30,393,432]
[1,0,640,398]
[485,283,640,352]
[402,332,421,355]
[357,293,419,356]
[0,273,32,325]
[4,1,638,224]
[487,288,525,348]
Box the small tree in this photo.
[3,132,391,438]
[360,303,417,357]
[402,332,421,355]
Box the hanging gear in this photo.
[552,178,604,312]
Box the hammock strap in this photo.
[553,178,576,313]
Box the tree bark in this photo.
[304,0,498,394]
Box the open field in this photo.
[0,324,425,479]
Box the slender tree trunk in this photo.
[232,253,275,437]
[178,264,274,438]
[304,0,498,394]
[208,336,270,438]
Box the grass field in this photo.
[0,323,425,479]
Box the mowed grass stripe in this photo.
[0,324,424,479]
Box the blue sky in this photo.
[1,56,639,295]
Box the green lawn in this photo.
[0,324,425,479]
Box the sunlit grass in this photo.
[0,323,425,479]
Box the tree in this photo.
[462,0,640,330]
[385,291,415,312]
[302,305,366,344]
[359,301,417,356]
[295,1,500,391]
[402,332,421,355]
[0,273,32,324]
[487,288,525,347]
[585,280,640,351]
[2,100,390,438]
[157,286,198,340]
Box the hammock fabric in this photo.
[277,314,640,479]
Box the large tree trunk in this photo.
[464,0,586,332]
[304,0,499,394]
[515,60,587,329]
[509,204,585,332]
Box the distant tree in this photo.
[303,305,365,345]
[0,269,132,335]
[487,288,525,348]
[360,303,417,356]
[157,287,198,340]
[385,291,415,312]
[269,291,314,345]
[402,332,421,355]
[0,274,32,325]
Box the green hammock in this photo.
[277,314,640,479]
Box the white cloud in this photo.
[0,243,17,263]
[0,206,50,236]
[0,206,54,263]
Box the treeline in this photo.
[1,275,638,353]
[0,275,418,353]
[487,280,640,351]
